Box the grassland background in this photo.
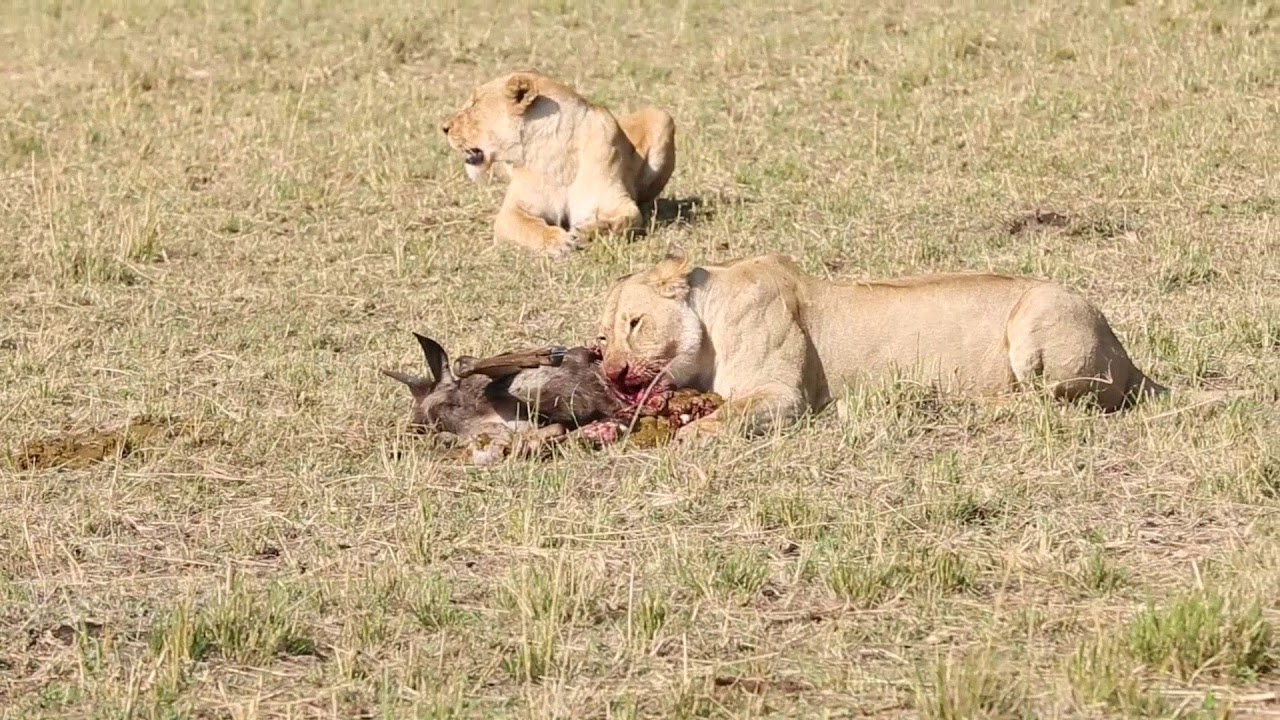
[1,0,1278,717]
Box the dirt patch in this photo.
[713,674,812,696]
[24,621,106,651]
[50,622,105,645]
[1007,210,1140,240]
[11,415,187,471]
[1007,211,1072,235]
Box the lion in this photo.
[441,70,676,258]
[596,252,1171,441]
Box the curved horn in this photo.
[413,332,455,385]
[380,368,434,398]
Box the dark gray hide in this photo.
[382,333,622,439]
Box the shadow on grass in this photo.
[641,195,721,233]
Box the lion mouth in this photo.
[604,362,675,406]
[463,148,485,166]
[605,372,674,419]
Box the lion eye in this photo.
[629,317,642,330]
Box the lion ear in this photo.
[505,73,538,112]
[648,250,692,299]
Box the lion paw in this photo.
[674,418,720,448]
[544,229,581,260]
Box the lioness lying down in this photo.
[597,252,1170,441]
[442,70,676,258]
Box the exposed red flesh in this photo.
[574,381,721,447]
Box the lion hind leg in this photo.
[618,108,675,205]
[1006,284,1164,411]
[573,196,642,244]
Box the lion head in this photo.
[440,71,547,183]
[596,252,706,395]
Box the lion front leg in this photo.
[675,385,807,445]
[494,196,578,259]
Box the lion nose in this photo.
[604,362,629,385]
[440,122,451,135]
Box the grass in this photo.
[1127,591,1274,682]
[1,0,1278,716]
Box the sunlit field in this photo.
[1,1,1277,717]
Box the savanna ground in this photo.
[1,0,1278,717]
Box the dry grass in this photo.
[2,0,1278,717]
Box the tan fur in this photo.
[442,70,676,259]
[596,252,1168,441]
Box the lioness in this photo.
[441,70,676,258]
[596,252,1169,441]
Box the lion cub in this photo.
[441,70,676,259]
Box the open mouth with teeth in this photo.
[463,148,485,166]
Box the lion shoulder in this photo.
[692,254,811,327]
